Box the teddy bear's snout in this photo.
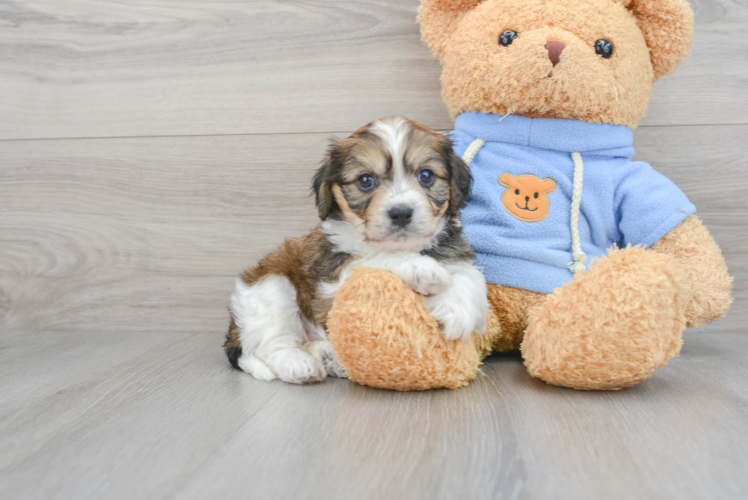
[544,41,565,66]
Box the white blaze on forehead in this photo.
[359,117,445,251]
[371,117,411,190]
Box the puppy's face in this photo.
[313,117,470,252]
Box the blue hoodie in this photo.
[452,112,695,294]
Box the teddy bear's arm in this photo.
[650,215,733,327]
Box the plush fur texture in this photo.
[485,284,546,352]
[650,215,733,327]
[327,266,481,390]
[330,218,731,391]
[522,245,686,390]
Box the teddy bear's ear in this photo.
[541,178,557,193]
[498,172,513,187]
[623,0,695,79]
[418,0,484,58]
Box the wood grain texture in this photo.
[1,125,745,333]
[0,330,746,500]
[0,133,324,332]
[1,0,746,141]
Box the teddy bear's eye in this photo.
[595,39,614,59]
[499,30,518,47]
[534,192,539,199]
[515,189,520,195]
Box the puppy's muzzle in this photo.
[388,205,414,228]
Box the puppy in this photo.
[224,117,488,384]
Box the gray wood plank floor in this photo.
[1,0,746,498]
[1,331,747,500]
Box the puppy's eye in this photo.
[357,174,376,192]
[418,169,435,188]
[499,30,518,47]
[534,192,539,199]
[595,39,613,59]
[515,189,520,195]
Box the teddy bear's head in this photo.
[418,0,694,128]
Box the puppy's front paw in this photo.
[268,348,327,384]
[426,293,486,341]
[323,356,347,378]
[237,354,277,381]
[304,340,347,378]
[403,259,452,296]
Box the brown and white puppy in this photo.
[224,117,488,384]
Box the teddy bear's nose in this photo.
[545,41,565,66]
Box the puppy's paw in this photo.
[268,348,327,384]
[426,292,486,341]
[402,259,452,296]
[237,353,277,381]
[304,340,347,378]
[323,356,347,378]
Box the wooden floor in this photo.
[1,0,747,498]
[0,331,746,499]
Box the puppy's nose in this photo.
[545,41,565,66]
[388,205,413,228]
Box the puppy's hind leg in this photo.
[229,275,326,384]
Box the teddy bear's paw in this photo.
[521,246,685,390]
[326,266,482,390]
[426,292,481,341]
[400,258,452,296]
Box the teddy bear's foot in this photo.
[327,266,481,391]
[521,246,686,390]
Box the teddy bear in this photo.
[326,0,733,391]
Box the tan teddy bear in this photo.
[327,0,733,390]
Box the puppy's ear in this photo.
[441,136,472,214]
[312,156,334,221]
[312,139,347,220]
[623,0,694,79]
[418,0,483,59]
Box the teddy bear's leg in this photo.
[649,215,733,327]
[521,246,686,390]
[477,284,546,357]
[327,267,481,391]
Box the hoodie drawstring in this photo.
[462,138,485,168]
[461,139,587,275]
[569,152,587,274]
